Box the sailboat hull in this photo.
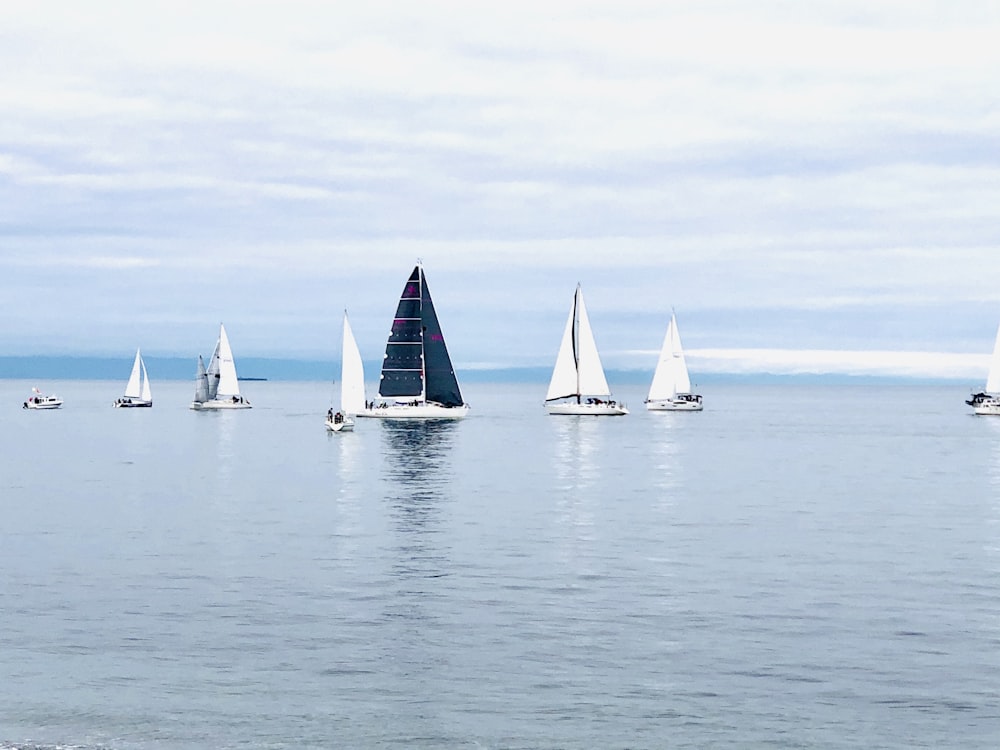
[114,400,152,408]
[546,402,628,416]
[190,398,252,410]
[358,403,470,420]
[646,397,703,412]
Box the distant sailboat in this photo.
[967,322,1000,415]
[545,284,628,416]
[326,311,365,432]
[359,263,470,419]
[193,355,210,404]
[645,312,703,411]
[114,348,153,408]
[190,323,252,410]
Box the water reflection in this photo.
[330,427,363,559]
[550,417,602,556]
[191,409,237,494]
[985,419,1000,567]
[988,419,1000,492]
[376,420,458,699]
[551,416,600,493]
[649,414,684,514]
[378,420,458,579]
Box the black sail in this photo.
[378,266,424,398]
[420,268,464,407]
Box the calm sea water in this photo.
[1,380,998,749]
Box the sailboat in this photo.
[967,322,1000,415]
[545,284,628,415]
[326,311,365,432]
[190,323,252,410]
[114,348,153,408]
[645,312,703,411]
[359,263,470,419]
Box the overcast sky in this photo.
[2,1,999,378]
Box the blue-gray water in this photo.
[2,380,998,749]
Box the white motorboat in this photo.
[23,388,63,410]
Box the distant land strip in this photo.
[0,356,972,385]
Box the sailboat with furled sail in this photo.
[326,310,365,432]
[545,284,628,416]
[114,348,153,407]
[645,312,703,411]
[359,263,469,419]
[967,322,1000,415]
[190,323,252,410]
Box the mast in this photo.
[573,285,581,404]
[546,284,586,403]
[418,262,426,403]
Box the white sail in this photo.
[216,324,242,398]
[340,311,366,415]
[546,285,612,401]
[545,292,580,401]
[194,355,209,403]
[206,339,221,400]
[124,349,143,398]
[139,356,152,402]
[574,287,611,397]
[647,314,691,401]
[986,322,1000,394]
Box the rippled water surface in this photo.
[2,380,999,749]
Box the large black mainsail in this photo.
[377,265,464,407]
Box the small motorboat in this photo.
[24,388,63,410]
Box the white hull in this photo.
[357,403,470,420]
[325,417,356,432]
[190,398,252,410]
[973,400,1000,416]
[646,397,703,412]
[24,398,63,410]
[546,402,628,416]
[114,399,152,408]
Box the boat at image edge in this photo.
[357,263,470,420]
[190,323,252,410]
[114,348,153,408]
[645,312,703,411]
[545,284,628,416]
[967,322,1000,415]
[326,311,364,432]
[23,387,63,410]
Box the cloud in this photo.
[682,348,988,380]
[1,1,999,361]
